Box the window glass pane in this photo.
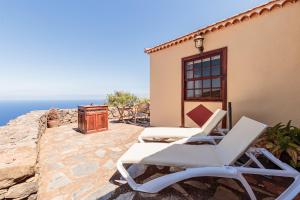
[186,90,194,98]
[185,61,193,70]
[212,88,221,97]
[202,89,210,97]
[194,60,202,78]
[195,80,202,88]
[186,70,193,79]
[212,78,221,87]
[211,66,220,76]
[187,81,194,89]
[203,79,211,88]
[194,70,202,78]
[202,58,211,77]
[203,67,210,77]
[195,89,202,97]
[211,55,220,66]
[202,58,210,67]
[193,60,201,70]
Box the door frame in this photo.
[181,47,228,127]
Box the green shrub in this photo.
[131,98,150,123]
[107,91,139,121]
[257,121,300,169]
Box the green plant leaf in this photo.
[265,142,274,149]
[287,148,298,164]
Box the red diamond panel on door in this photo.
[187,104,213,127]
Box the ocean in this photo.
[0,100,106,126]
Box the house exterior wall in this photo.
[149,2,300,127]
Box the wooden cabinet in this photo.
[78,105,108,134]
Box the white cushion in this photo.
[140,109,226,140]
[120,116,267,168]
[119,143,222,168]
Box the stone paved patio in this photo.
[37,122,300,200]
[38,122,143,200]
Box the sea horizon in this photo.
[0,99,106,126]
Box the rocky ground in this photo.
[37,123,300,200]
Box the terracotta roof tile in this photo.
[145,0,298,54]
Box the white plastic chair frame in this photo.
[117,147,300,200]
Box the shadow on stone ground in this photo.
[93,165,300,200]
[109,119,150,128]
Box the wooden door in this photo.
[86,114,96,132]
[96,112,108,131]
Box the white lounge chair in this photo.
[138,109,227,143]
[117,117,300,200]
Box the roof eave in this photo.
[144,0,298,54]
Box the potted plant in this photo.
[256,121,300,170]
[47,109,60,128]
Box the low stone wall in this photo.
[57,109,78,125]
[0,109,79,200]
[0,111,47,200]
[57,107,124,122]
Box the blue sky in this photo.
[0,0,269,100]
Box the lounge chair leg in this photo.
[276,176,300,200]
[118,161,299,199]
[135,167,243,193]
[117,164,148,184]
[236,172,257,200]
[127,164,148,179]
[117,160,141,190]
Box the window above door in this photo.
[182,48,227,101]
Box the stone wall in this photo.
[0,111,47,200]
[58,107,124,122]
[0,109,79,200]
[57,109,78,125]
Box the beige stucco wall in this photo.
[150,2,300,127]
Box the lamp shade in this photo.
[194,35,204,49]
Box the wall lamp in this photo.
[194,34,204,53]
